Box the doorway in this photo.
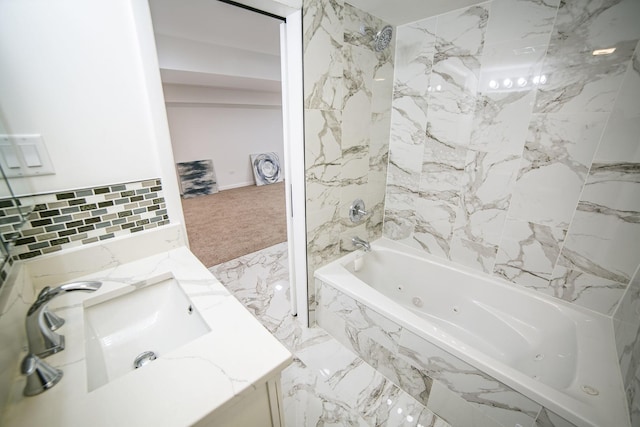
[148,0,286,265]
[145,0,307,323]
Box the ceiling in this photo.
[149,0,282,56]
[149,0,283,92]
[149,0,484,92]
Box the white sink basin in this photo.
[83,274,210,391]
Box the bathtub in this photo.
[314,238,629,427]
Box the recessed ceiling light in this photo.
[592,47,616,56]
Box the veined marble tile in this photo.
[389,96,429,148]
[303,0,344,110]
[448,237,498,274]
[383,188,419,244]
[316,279,403,354]
[342,44,376,144]
[534,39,637,113]
[305,109,343,212]
[340,143,369,186]
[470,89,535,155]
[450,149,521,272]
[213,233,450,427]
[387,137,424,193]
[420,132,467,194]
[395,18,436,87]
[307,205,342,270]
[369,119,391,227]
[595,41,640,163]
[614,265,640,389]
[283,344,443,427]
[426,5,489,149]
[340,143,369,219]
[534,0,640,113]
[316,280,443,420]
[428,380,502,427]
[493,219,566,289]
[534,407,576,427]
[483,0,560,46]
[509,113,608,228]
[371,61,394,113]
[559,162,640,284]
[339,221,367,255]
[549,265,627,316]
[281,358,370,427]
[474,0,557,153]
[389,19,432,148]
[548,0,640,54]
[342,3,390,54]
[369,111,391,174]
[387,17,435,170]
[412,197,458,260]
[426,62,479,149]
[417,135,465,257]
[341,50,373,200]
[434,4,489,60]
[361,188,386,243]
[397,329,541,427]
[417,121,465,246]
[631,369,640,427]
[472,35,548,154]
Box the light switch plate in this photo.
[0,134,55,177]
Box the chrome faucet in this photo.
[352,236,371,252]
[26,281,101,358]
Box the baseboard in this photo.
[218,181,256,191]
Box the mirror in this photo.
[0,110,40,271]
[0,160,34,271]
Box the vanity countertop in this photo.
[0,226,292,427]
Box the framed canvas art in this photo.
[250,152,283,186]
[176,159,219,198]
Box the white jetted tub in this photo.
[315,238,629,427]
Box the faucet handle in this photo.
[36,287,66,331]
[42,308,65,331]
[21,353,63,396]
[26,281,101,358]
[349,199,368,223]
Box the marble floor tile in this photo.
[211,244,450,427]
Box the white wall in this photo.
[166,101,284,190]
[155,34,281,83]
[0,0,186,240]
[0,1,166,197]
[163,84,282,106]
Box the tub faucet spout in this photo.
[352,236,371,252]
[26,281,101,358]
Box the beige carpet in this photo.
[181,182,287,267]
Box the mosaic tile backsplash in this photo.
[0,179,168,262]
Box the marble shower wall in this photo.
[614,266,640,426]
[303,0,394,309]
[383,0,640,318]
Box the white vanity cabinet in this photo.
[196,377,284,427]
